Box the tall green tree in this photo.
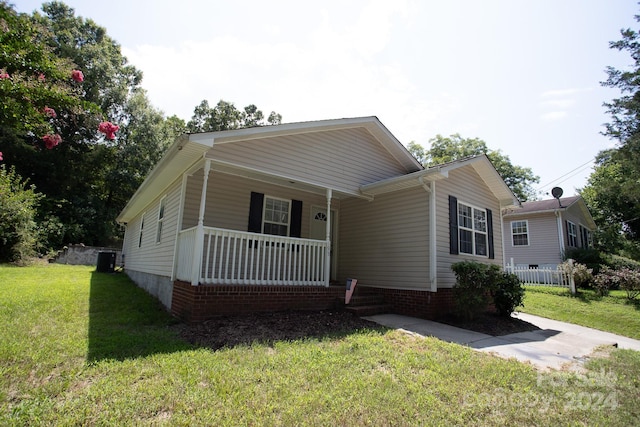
[408,134,540,201]
[186,99,281,133]
[581,14,640,259]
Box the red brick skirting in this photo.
[171,281,345,323]
[362,286,455,320]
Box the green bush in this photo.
[565,248,604,273]
[0,165,42,262]
[452,261,525,319]
[604,254,640,271]
[593,267,616,297]
[492,272,525,317]
[616,268,640,300]
[559,260,593,289]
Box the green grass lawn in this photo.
[521,286,640,340]
[1,264,639,425]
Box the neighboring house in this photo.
[502,196,596,269]
[117,117,519,322]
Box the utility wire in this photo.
[535,157,596,193]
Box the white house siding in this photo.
[181,170,339,238]
[435,167,504,289]
[208,127,410,194]
[123,178,182,277]
[338,186,430,290]
[503,212,562,267]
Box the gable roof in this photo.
[503,195,596,229]
[361,155,521,208]
[117,117,422,223]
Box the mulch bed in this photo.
[175,309,539,351]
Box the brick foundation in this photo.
[358,286,456,320]
[171,281,345,323]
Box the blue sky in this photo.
[16,0,639,197]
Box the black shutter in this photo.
[449,195,459,255]
[248,192,264,233]
[487,208,494,259]
[290,200,302,237]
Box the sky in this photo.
[16,0,639,198]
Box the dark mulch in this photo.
[175,310,383,351]
[175,310,540,351]
[436,312,540,336]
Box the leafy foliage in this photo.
[408,134,539,201]
[595,267,640,300]
[452,261,525,319]
[581,14,640,260]
[0,166,42,261]
[559,260,594,290]
[186,99,282,133]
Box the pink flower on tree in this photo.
[0,152,3,161]
[0,72,9,79]
[44,106,57,118]
[71,69,84,82]
[38,73,46,82]
[98,121,119,140]
[42,133,62,149]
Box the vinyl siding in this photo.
[563,203,593,250]
[123,178,182,277]
[436,167,504,288]
[208,127,409,193]
[338,186,430,290]
[503,213,562,266]
[181,170,339,238]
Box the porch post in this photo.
[325,188,332,286]
[191,160,211,286]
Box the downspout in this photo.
[171,172,189,281]
[556,210,565,260]
[419,177,437,292]
[191,159,211,286]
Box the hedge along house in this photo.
[116,117,520,322]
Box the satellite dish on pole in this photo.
[551,187,563,207]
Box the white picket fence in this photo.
[505,258,576,294]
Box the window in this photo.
[263,196,290,236]
[511,220,529,246]
[138,214,145,248]
[458,202,487,256]
[579,225,591,249]
[156,197,166,244]
[567,221,577,247]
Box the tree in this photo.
[186,99,281,133]
[408,134,540,201]
[0,165,42,262]
[581,13,640,259]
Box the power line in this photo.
[535,157,596,192]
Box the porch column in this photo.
[324,189,332,286]
[191,160,211,286]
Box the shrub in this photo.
[604,254,640,271]
[559,260,593,289]
[565,248,604,273]
[451,261,499,320]
[593,267,617,297]
[492,272,525,317]
[616,268,640,301]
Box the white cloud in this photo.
[540,111,568,121]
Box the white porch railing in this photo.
[176,226,328,286]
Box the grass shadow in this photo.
[88,271,194,362]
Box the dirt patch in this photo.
[175,310,384,351]
[175,309,541,351]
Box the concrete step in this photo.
[346,304,391,316]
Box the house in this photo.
[502,195,596,270]
[116,117,520,322]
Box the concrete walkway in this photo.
[363,312,640,370]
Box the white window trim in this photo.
[511,220,530,247]
[567,221,578,248]
[156,196,166,244]
[262,195,291,236]
[458,201,488,257]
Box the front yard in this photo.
[1,264,639,425]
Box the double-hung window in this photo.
[567,221,577,247]
[458,202,487,256]
[511,220,529,246]
[263,196,290,236]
